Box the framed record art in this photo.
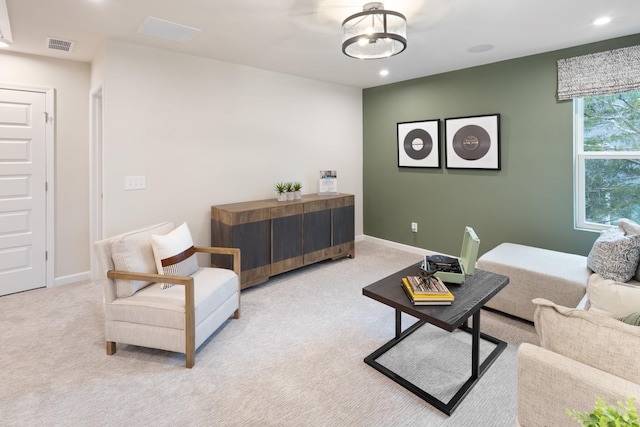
[445,114,500,170]
[397,119,440,168]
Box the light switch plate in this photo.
[125,175,146,190]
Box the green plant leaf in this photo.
[567,397,639,427]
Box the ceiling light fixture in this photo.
[342,2,407,60]
[593,16,612,26]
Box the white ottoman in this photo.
[477,243,591,322]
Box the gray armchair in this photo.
[93,222,240,368]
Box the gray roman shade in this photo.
[557,45,640,100]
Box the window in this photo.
[575,90,640,230]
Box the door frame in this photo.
[89,84,104,280]
[0,83,55,288]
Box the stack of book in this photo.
[401,275,455,306]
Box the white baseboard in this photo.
[360,235,441,256]
[53,271,91,287]
[49,237,435,288]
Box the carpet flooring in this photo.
[0,239,539,426]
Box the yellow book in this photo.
[402,278,454,301]
[405,276,451,294]
[401,283,453,305]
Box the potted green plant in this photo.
[567,397,638,427]
[285,182,295,200]
[275,182,287,202]
[292,181,302,200]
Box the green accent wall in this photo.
[363,34,640,257]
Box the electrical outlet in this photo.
[411,222,418,233]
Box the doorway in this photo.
[0,85,54,296]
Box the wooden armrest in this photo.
[194,246,239,256]
[107,270,193,287]
[194,246,241,278]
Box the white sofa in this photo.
[475,219,640,426]
[477,218,640,322]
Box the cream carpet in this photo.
[0,240,538,426]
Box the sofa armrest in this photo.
[517,343,640,427]
[107,270,192,286]
[194,246,241,278]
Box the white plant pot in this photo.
[286,191,295,201]
[277,192,287,202]
[294,190,302,200]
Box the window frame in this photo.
[574,97,640,231]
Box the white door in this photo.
[0,88,47,296]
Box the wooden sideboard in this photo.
[211,194,355,289]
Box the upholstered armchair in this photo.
[93,222,240,368]
[517,299,640,426]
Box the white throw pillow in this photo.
[618,218,640,235]
[110,222,175,298]
[587,273,640,318]
[586,227,640,282]
[151,222,199,289]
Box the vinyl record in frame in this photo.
[397,119,440,168]
[445,114,500,170]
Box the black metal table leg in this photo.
[471,310,480,379]
[365,309,507,415]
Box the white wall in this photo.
[99,40,363,251]
[0,51,91,282]
[0,40,362,283]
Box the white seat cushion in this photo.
[106,267,238,329]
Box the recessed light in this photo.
[593,16,612,26]
[379,69,389,77]
[467,44,494,53]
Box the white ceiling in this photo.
[3,0,640,89]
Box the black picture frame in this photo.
[397,119,441,168]
[445,114,500,170]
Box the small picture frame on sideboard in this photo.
[318,170,338,195]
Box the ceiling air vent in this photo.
[46,37,75,52]
[137,16,201,43]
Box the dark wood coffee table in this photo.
[362,263,509,415]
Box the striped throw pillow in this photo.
[151,222,199,289]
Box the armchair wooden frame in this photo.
[106,246,240,368]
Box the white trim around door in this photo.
[0,82,55,290]
[89,84,104,280]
